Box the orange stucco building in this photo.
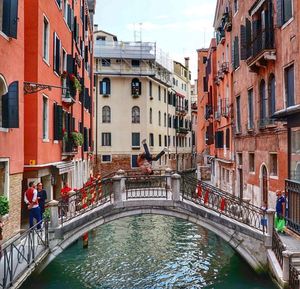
[0,0,25,239]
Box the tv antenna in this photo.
[134,22,143,42]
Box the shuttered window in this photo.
[1,81,19,128]
[83,127,88,151]
[232,36,240,69]
[2,0,18,38]
[43,17,50,62]
[150,133,154,146]
[260,80,267,120]
[67,4,74,31]
[206,123,214,145]
[100,78,111,95]
[42,96,49,140]
[226,128,230,149]
[102,133,111,146]
[215,131,224,148]
[285,64,294,107]
[132,133,140,147]
[248,89,254,129]
[53,103,63,140]
[53,33,61,75]
[236,96,241,132]
[277,0,293,26]
[269,74,276,116]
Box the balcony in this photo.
[176,105,188,116]
[222,12,232,32]
[205,105,213,120]
[176,127,189,135]
[221,62,229,73]
[247,27,276,72]
[62,139,78,157]
[257,118,276,129]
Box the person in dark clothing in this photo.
[137,139,168,174]
[275,190,286,233]
[37,182,47,219]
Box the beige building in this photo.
[93,30,192,174]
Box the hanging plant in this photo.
[0,196,9,216]
[73,76,82,93]
[70,131,84,147]
[61,70,68,79]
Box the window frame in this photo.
[101,155,112,163]
[42,94,49,141]
[270,153,278,176]
[0,158,9,198]
[249,152,255,173]
[132,106,140,123]
[102,106,111,123]
[131,132,140,148]
[43,15,50,63]
[101,132,111,146]
[284,63,295,108]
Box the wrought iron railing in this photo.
[125,175,168,199]
[180,177,265,232]
[285,179,300,235]
[58,178,113,224]
[289,254,300,289]
[0,221,49,289]
[272,229,286,268]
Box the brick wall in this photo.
[94,155,132,176]
[2,173,22,241]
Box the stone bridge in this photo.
[2,169,292,289]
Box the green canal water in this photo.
[21,215,277,289]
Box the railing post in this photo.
[282,250,292,282]
[113,175,122,203]
[117,169,126,201]
[171,173,181,201]
[48,200,59,229]
[68,190,76,218]
[265,208,275,247]
[165,168,172,199]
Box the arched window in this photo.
[132,78,141,96]
[268,74,276,117]
[132,106,140,123]
[100,78,111,95]
[149,108,152,124]
[102,106,111,123]
[260,80,267,121]
[158,111,161,126]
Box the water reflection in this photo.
[21,215,276,289]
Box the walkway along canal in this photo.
[0,169,299,288]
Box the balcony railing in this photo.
[62,139,78,156]
[176,127,189,135]
[176,105,188,115]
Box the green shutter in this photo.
[2,81,19,128]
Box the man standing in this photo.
[24,181,41,229]
[37,183,47,219]
[275,190,286,233]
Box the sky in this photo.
[94,0,217,82]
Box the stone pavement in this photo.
[279,229,300,252]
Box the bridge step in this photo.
[291,258,300,266]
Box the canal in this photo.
[20,215,277,289]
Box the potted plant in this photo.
[70,131,84,147]
[69,74,82,93]
[0,196,9,220]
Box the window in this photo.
[149,108,152,124]
[131,78,141,96]
[55,0,62,8]
[164,89,166,103]
[226,128,230,148]
[237,153,243,165]
[260,80,267,123]
[277,0,293,26]
[236,96,241,132]
[131,155,139,168]
[132,59,140,67]
[270,153,278,176]
[62,49,67,96]
[149,133,154,146]
[149,81,152,98]
[132,133,140,147]
[249,153,255,172]
[102,106,111,123]
[100,78,111,95]
[43,17,50,62]
[158,86,161,100]
[102,58,111,66]
[158,111,161,126]
[164,135,167,147]
[63,0,68,21]
[159,134,162,146]
[232,36,240,69]
[248,89,254,129]
[53,33,61,75]
[268,74,276,116]
[202,56,207,64]
[102,155,111,162]
[0,160,8,197]
[215,131,224,148]
[234,0,238,13]
[164,113,166,127]
[132,106,140,123]
[102,133,111,146]
[285,64,294,107]
[42,96,49,140]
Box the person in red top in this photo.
[61,182,72,202]
[24,181,41,229]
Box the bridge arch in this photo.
[43,201,266,273]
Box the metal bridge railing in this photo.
[58,178,113,225]
[180,175,265,232]
[272,229,286,268]
[0,220,49,289]
[125,175,169,200]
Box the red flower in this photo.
[69,74,75,82]
[73,130,78,133]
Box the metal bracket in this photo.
[24,82,67,95]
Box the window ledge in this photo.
[281,17,294,30]
[43,139,50,143]
[0,128,9,132]
[0,31,9,41]
[270,175,278,180]
[43,58,50,67]
[131,146,140,150]
[53,140,58,144]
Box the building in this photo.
[22,0,95,223]
[0,0,24,239]
[93,30,193,174]
[190,81,198,168]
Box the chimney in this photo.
[184,57,190,68]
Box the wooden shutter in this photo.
[226,128,230,148]
[206,123,214,145]
[57,105,63,140]
[2,0,18,39]
[71,117,75,131]
[240,25,247,60]
[89,128,92,148]
[100,80,103,94]
[53,103,58,140]
[246,18,252,59]
[53,34,61,74]
[2,81,19,128]
[84,127,88,151]
[67,4,72,29]
[85,45,88,63]
[276,0,282,27]
[67,54,74,74]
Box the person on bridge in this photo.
[137,139,168,174]
[275,190,286,234]
[37,182,47,220]
[24,181,41,229]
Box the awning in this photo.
[54,161,74,175]
[249,0,266,16]
[272,104,300,120]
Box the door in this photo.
[262,165,268,206]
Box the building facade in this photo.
[22,0,95,222]
[94,30,193,174]
[0,0,24,239]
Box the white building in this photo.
[93,30,193,174]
